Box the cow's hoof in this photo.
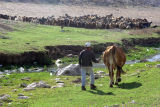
[110,84,113,88]
[115,83,118,85]
[118,78,121,82]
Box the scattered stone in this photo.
[21,77,31,81]
[97,71,106,75]
[12,89,18,92]
[0,102,3,106]
[66,54,74,57]
[156,64,160,68]
[20,83,28,88]
[18,93,24,96]
[55,78,60,81]
[56,64,80,76]
[128,100,136,104]
[26,81,51,89]
[18,96,29,99]
[55,59,62,68]
[18,67,25,73]
[23,87,35,91]
[0,94,12,102]
[37,81,51,88]
[57,83,65,87]
[0,72,3,75]
[0,75,5,79]
[0,86,1,88]
[26,82,37,88]
[72,78,81,83]
[8,102,12,105]
[51,83,65,89]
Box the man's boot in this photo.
[90,84,97,90]
[81,86,86,91]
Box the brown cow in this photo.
[103,45,126,87]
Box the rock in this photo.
[51,83,65,89]
[0,75,5,79]
[18,93,24,96]
[57,83,64,87]
[56,64,80,76]
[18,96,29,99]
[0,86,2,88]
[128,100,136,104]
[20,83,27,88]
[26,81,51,89]
[27,82,37,88]
[18,67,25,73]
[0,102,3,106]
[37,81,51,88]
[55,59,62,68]
[156,64,160,68]
[97,71,106,75]
[12,89,18,92]
[23,87,35,91]
[0,94,12,102]
[66,54,74,57]
[0,72,3,75]
[54,78,60,81]
[21,77,31,81]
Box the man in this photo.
[79,42,99,91]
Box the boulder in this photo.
[156,64,160,68]
[0,94,12,102]
[56,64,80,76]
[18,96,29,99]
[18,93,24,96]
[25,81,51,89]
[23,87,35,91]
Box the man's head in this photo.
[85,42,91,50]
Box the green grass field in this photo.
[0,62,160,107]
[0,19,160,54]
[0,19,160,107]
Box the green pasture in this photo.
[0,19,159,54]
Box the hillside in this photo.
[2,0,160,7]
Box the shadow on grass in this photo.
[118,82,142,89]
[88,90,115,95]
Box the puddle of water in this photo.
[93,53,160,68]
[146,54,160,62]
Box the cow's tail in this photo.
[112,45,126,74]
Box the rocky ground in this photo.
[0,1,160,26]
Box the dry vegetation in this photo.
[0,1,160,26]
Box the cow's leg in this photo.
[115,66,122,85]
[109,65,114,87]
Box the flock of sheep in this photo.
[0,13,152,29]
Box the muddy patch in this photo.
[0,37,160,65]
